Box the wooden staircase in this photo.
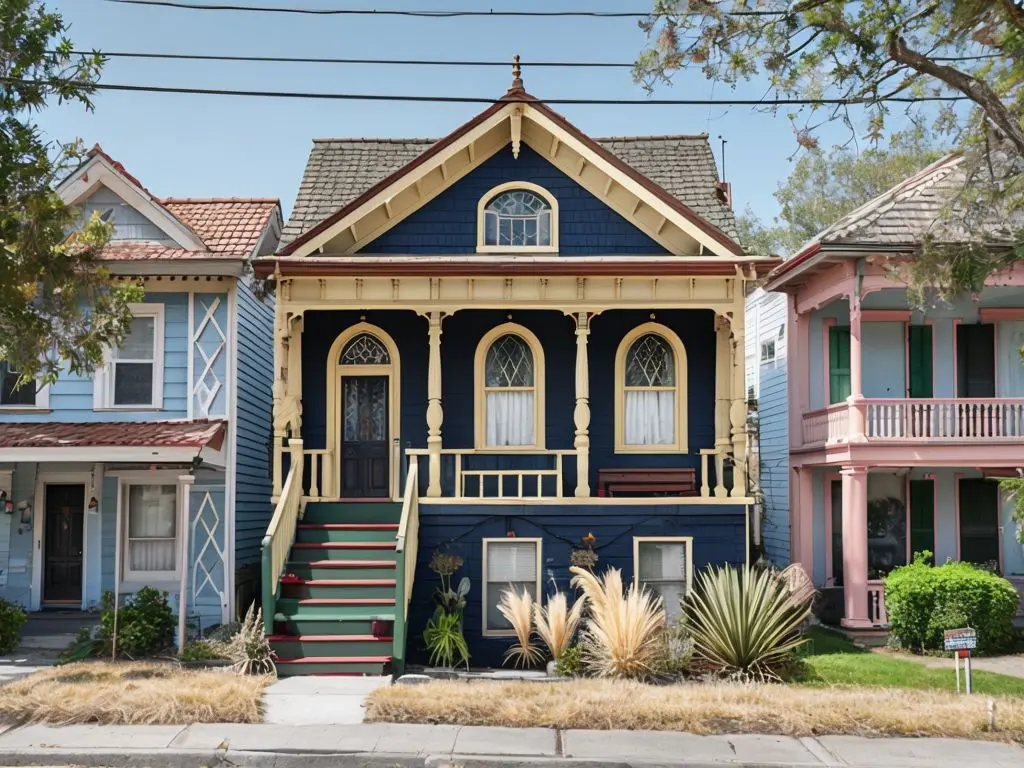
[269,502,403,676]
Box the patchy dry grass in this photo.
[366,679,1024,740]
[0,662,268,725]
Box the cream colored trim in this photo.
[326,323,402,500]
[614,322,688,453]
[474,322,546,450]
[482,537,543,638]
[632,536,694,595]
[475,181,559,254]
[420,496,752,506]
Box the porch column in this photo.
[272,311,304,497]
[574,312,591,498]
[848,298,866,441]
[840,466,871,628]
[789,297,810,449]
[426,311,444,497]
[791,466,814,575]
[714,316,731,497]
[729,314,747,497]
[177,474,196,653]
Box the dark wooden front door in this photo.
[43,484,84,603]
[341,376,390,497]
[958,478,1000,567]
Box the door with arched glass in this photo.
[339,332,392,497]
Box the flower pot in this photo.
[546,660,558,676]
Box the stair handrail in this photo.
[261,438,305,634]
[392,456,420,675]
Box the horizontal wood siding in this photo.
[360,145,669,255]
[78,187,176,244]
[410,503,746,667]
[233,283,276,568]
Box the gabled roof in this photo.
[282,134,737,245]
[277,81,743,258]
[59,146,281,264]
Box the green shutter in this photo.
[828,326,851,404]
[908,325,933,398]
[909,479,935,561]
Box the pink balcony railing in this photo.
[867,581,888,626]
[801,404,849,445]
[865,399,1024,441]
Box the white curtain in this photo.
[486,391,535,446]
[637,542,687,620]
[625,390,675,445]
[127,485,177,572]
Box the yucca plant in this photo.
[533,590,585,662]
[224,603,276,676]
[686,563,813,682]
[423,608,470,669]
[497,587,544,668]
[569,565,665,679]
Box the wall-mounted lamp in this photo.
[88,497,99,511]
[18,500,31,525]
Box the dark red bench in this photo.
[596,468,697,497]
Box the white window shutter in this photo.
[487,542,537,582]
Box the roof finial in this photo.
[511,54,523,91]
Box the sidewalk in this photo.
[0,722,1018,767]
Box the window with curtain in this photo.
[483,539,541,634]
[483,333,537,446]
[624,333,677,446]
[635,538,690,621]
[482,189,553,248]
[124,484,178,581]
[98,304,164,409]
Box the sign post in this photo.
[944,628,977,694]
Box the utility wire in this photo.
[103,0,785,17]
[1,77,972,105]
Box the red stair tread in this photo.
[290,579,396,587]
[293,542,396,549]
[298,523,398,530]
[269,634,393,642]
[296,598,396,605]
[295,560,395,568]
[275,656,392,664]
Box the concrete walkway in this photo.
[262,675,390,725]
[0,723,1018,767]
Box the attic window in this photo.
[477,182,558,252]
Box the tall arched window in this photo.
[475,323,546,448]
[477,182,558,252]
[615,323,688,453]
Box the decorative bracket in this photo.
[510,105,523,159]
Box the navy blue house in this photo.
[256,71,777,674]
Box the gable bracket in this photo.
[510,106,524,160]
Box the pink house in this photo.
[761,154,1024,629]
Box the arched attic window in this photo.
[477,182,558,253]
[474,323,546,449]
[615,323,688,453]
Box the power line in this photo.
[1,76,973,106]
[102,0,785,17]
[70,50,638,68]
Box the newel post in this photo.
[574,311,591,497]
[426,311,444,497]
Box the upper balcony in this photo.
[802,398,1024,448]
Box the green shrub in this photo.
[98,587,176,658]
[884,556,1019,655]
[0,598,27,655]
[181,640,228,662]
[554,644,583,676]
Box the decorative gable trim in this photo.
[58,151,207,252]
[280,96,743,259]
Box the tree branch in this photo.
[887,34,1024,155]
[996,0,1024,32]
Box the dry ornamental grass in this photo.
[367,679,1024,741]
[0,662,268,725]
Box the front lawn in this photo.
[797,627,1024,696]
[0,662,269,725]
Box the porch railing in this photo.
[865,398,1024,441]
[867,580,888,626]
[302,448,332,501]
[406,448,574,499]
[392,458,420,676]
[801,404,849,446]
[260,438,305,634]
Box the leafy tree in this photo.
[0,0,139,387]
[739,129,946,256]
[637,1,1024,301]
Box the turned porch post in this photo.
[426,311,444,497]
[840,465,871,628]
[848,296,866,441]
[729,314,747,497]
[714,316,731,498]
[574,311,591,497]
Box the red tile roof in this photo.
[162,198,281,258]
[0,420,226,451]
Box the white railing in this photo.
[261,438,305,633]
[392,458,420,675]
[865,399,1024,441]
[867,581,888,626]
[801,404,849,446]
[407,448,573,499]
[302,448,332,501]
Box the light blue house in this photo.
[0,147,282,633]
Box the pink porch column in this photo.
[790,466,814,575]
[787,298,809,449]
[848,300,866,441]
[840,466,871,628]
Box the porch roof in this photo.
[0,419,227,463]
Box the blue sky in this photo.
[40,0,892,224]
